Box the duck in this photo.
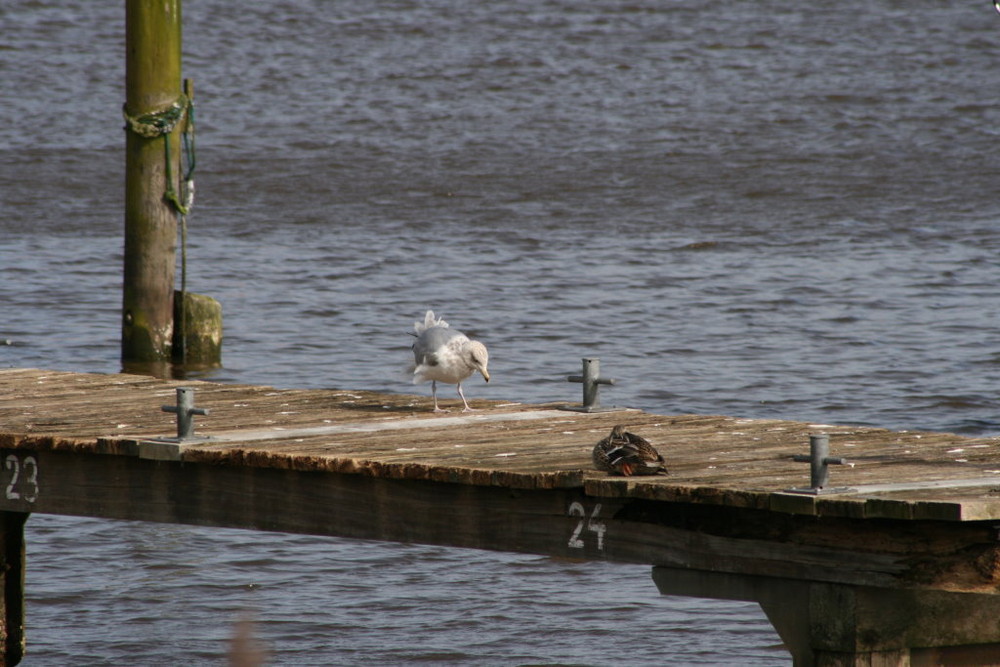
[592,424,667,476]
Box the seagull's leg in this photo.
[457,382,475,412]
[431,381,449,413]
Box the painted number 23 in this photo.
[567,501,606,551]
[5,454,39,504]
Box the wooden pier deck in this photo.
[3,367,1000,665]
[4,368,1000,523]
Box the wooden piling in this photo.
[0,513,26,667]
[122,0,184,367]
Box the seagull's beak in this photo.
[481,368,490,383]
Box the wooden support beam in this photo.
[652,567,1000,666]
[122,0,184,369]
[0,450,595,558]
[0,513,26,667]
[1,448,995,593]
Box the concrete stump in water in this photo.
[172,290,222,367]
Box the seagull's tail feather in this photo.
[414,309,448,334]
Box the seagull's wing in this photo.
[413,326,464,366]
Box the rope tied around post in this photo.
[121,92,196,215]
[122,96,188,138]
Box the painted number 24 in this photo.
[568,501,606,551]
[5,454,39,503]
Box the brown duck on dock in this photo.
[592,425,668,476]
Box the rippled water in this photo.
[3,0,1000,664]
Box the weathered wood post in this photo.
[122,2,222,373]
[122,0,184,371]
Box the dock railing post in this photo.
[121,0,184,371]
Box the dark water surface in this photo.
[3,0,1000,664]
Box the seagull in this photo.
[410,310,490,413]
[592,425,667,476]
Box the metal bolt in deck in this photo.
[562,357,619,413]
[161,387,210,441]
[787,433,854,495]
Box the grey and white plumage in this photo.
[592,425,667,476]
[411,310,490,412]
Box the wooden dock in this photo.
[3,368,1000,665]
